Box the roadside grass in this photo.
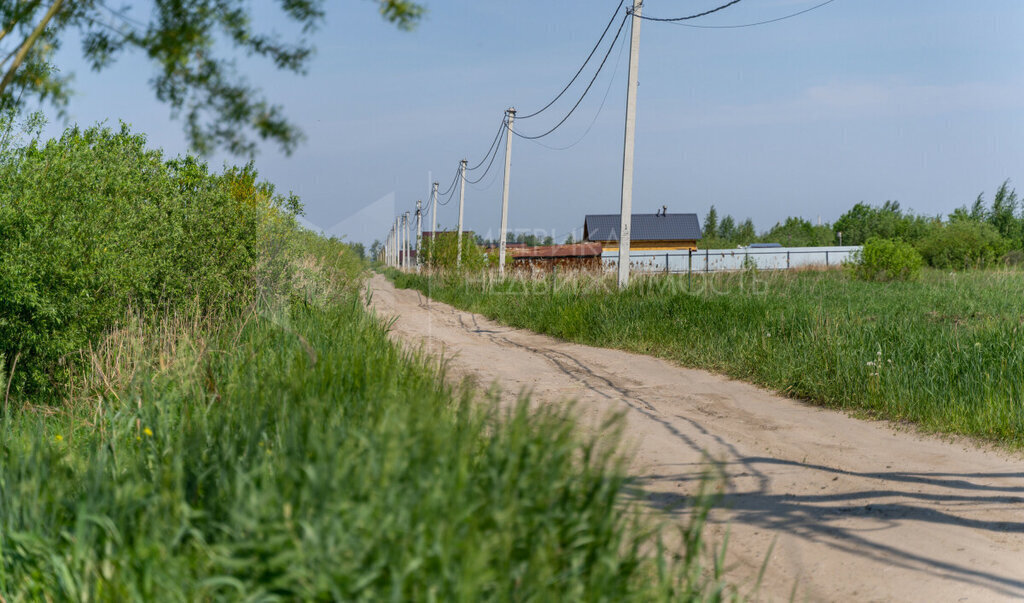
[0,241,734,600]
[390,267,1024,447]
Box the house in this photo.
[583,212,702,252]
[509,242,603,271]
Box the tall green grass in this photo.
[391,268,1024,446]
[0,242,731,600]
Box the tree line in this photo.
[700,180,1023,268]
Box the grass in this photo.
[0,241,735,601]
[390,267,1024,446]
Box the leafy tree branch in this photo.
[0,0,425,156]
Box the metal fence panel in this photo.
[601,246,862,273]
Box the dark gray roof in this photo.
[583,213,702,242]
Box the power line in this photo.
[518,14,628,152]
[516,0,626,121]
[465,121,507,185]
[465,118,506,171]
[634,0,744,23]
[663,0,837,29]
[437,165,460,197]
[437,178,459,205]
[467,149,505,191]
[512,13,629,141]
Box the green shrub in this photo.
[915,220,1009,270]
[848,237,923,281]
[833,200,934,245]
[418,231,488,271]
[0,123,299,397]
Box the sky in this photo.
[39,0,1024,246]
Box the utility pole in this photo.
[430,182,438,266]
[616,0,642,289]
[403,212,411,271]
[396,216,403,269]
[498,108,515,275]
[457,159,467,267]
[415,200,423,273]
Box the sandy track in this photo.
[368,275,1024,602]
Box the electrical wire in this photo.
[465,121,507,185]
[466,118,506,171]
[467,147,505,192]
[634,0,744,22]
[512,13,628,141]
[516,0,626,120]
[518,13,628,152]
[436,173,461,205]
[434,166,459,199]
[663,0,836,29]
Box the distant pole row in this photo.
[383,0,642,287]
[376,0,832,285]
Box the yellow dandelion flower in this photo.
[143,427,153,437]
[54,434,63,442]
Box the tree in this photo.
[369,239,382,260]
[763,217,834,247]
[948,206,972,223]
[703,205,718,239]
[565,233,576,244]
[833,201,931,245]
[969,193,988,222]
[718,215,736,242]
[0,0,424,156]
[988,180,1019,243]
[350,242,366,260]
[736,218,756,245]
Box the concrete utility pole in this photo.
[396,217,401,268]
[498,108,515,275]
[403,212,411,271]
[415,200,423,273]
[430,181,438,266]
[396,216,403,269]
[616,0,643,289]
[457,159,467,267]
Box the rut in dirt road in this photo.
[368,275,1024,602]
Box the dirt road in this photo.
[368,275,1024,601]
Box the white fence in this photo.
[601,246,862,273]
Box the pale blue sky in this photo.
[43,0,1024,245]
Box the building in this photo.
[583,212,702,252]
[509,242,603,271]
